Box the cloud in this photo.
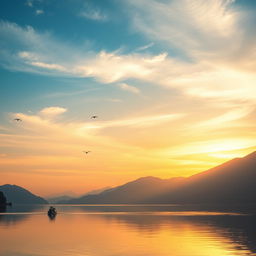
[30,61,66,71]
[80,10,108,21]
[125,0,256,74]
[35,9,44,15]
[0,21,164,82]
[74,51,153,83]
[135,42,154,52]
[0,21,82,75]
[116,83,140,94]
[78,113,184,132]
[39,106,67,118]
[25,0,33,7]
[10,107,67,132]
[79,3,108,22]
[194,106,254,129]
[165,138,256,156]
[13,107,183,133]
[125,0,239,58]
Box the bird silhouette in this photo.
[90,115,98,119]
[14,118,22,122]
[83,151,91,154]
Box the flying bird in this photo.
[14,118,22,122]
[83,151,91,154]
[90,115,98,119]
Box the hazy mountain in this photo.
[63,151,256,204]
[47,190,79,198]
[49,187,111,203]
[83,186,112,196]
[47,195,74,204]
[0,184,48,204]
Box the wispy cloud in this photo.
[79,113,184,132]
[165,138,256,156]
[30,61,66,71]
[25,0,33,7]
[74,51,153,83]
[80,10,107,21]
[116,83,140,94]
[126,0,239,58]
[12,107,184,133]
[193,105,254,129]
[35,9,44,15]
[39,106,67,118]
[79,3,108,22]
[136,42,154,52]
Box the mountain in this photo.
[153,151,256,204]
[48,187,111,203]
[0,191,7,205]
[83,186,112,196]
[63,151,256,204]
[47,195,74,204]
[61,176,185,204]
[0,184,48,204]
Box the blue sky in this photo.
[0,0,256,195]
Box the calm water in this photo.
[0,204,256,256]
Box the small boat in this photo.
[48,206,57,219]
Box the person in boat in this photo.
[48,206,57,217]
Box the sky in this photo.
[0,0,255,197]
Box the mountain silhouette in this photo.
[0,191,7,205]
[0,184,48,204]
[157,151,256,204]
[62,151,256,204]
[60,176,185,204]
[0,191,7,211]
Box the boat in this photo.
[48,206,57,218]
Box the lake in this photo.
[0,204,256,256]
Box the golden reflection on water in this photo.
[0,206,255,256]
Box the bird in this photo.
[14,118,22,122]
[83,151,91,154]
[90,115,98,119]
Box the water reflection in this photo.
[0,205,45,226]
[0,205,256,256]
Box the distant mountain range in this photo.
[47,195,74,204]
[0,184,48,204]
[47,187,111,203]
[60,151,256,204]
